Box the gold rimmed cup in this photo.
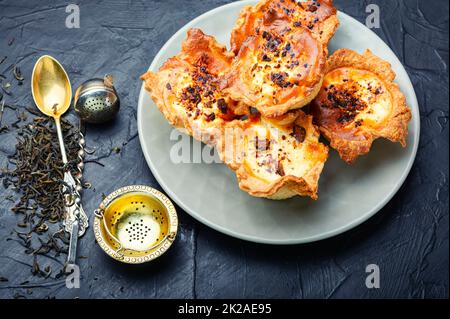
[94,185,178,264]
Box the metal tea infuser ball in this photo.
[74,74,120,124]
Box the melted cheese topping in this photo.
[164,59,242,136]
[241,119,326,183]
[326,68,391,126]
[314,67,392,132]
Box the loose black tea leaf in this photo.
[1,82,12,95]
[13,65,24,82]
[4,103,17,110]
[25,106,41,116]
[0,100,4,126]
[84,159,104,167]
[36,223,48,233]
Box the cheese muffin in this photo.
[310,49,412,163]
[222,24,327,118]
[218,110,329,200]
[141,29,248,145]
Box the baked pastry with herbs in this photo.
[141,29,248,145]
[310,49,412,164]
[218,110,329,200]
[230,0,339,55]
[222,24,327,118]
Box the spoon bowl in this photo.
[31,55,72,118]
[31,55,72,163]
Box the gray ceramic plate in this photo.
[137,0,420,244]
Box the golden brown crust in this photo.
[222,25,327,118]
[141,28,248,145]
[230,4,255,55]
[310,49,412,164]
[230,0,339,55]
[218,110,329,200]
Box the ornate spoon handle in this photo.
[64,122,89,236]
[65,123,89,268]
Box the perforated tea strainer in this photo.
[93,185,178,264]
[74,75,120,124]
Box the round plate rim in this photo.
[137,0,421,245]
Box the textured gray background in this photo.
[0,0,448,299]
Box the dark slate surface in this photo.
[0,0,448,299]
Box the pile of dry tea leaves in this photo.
[1,115,82,279]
